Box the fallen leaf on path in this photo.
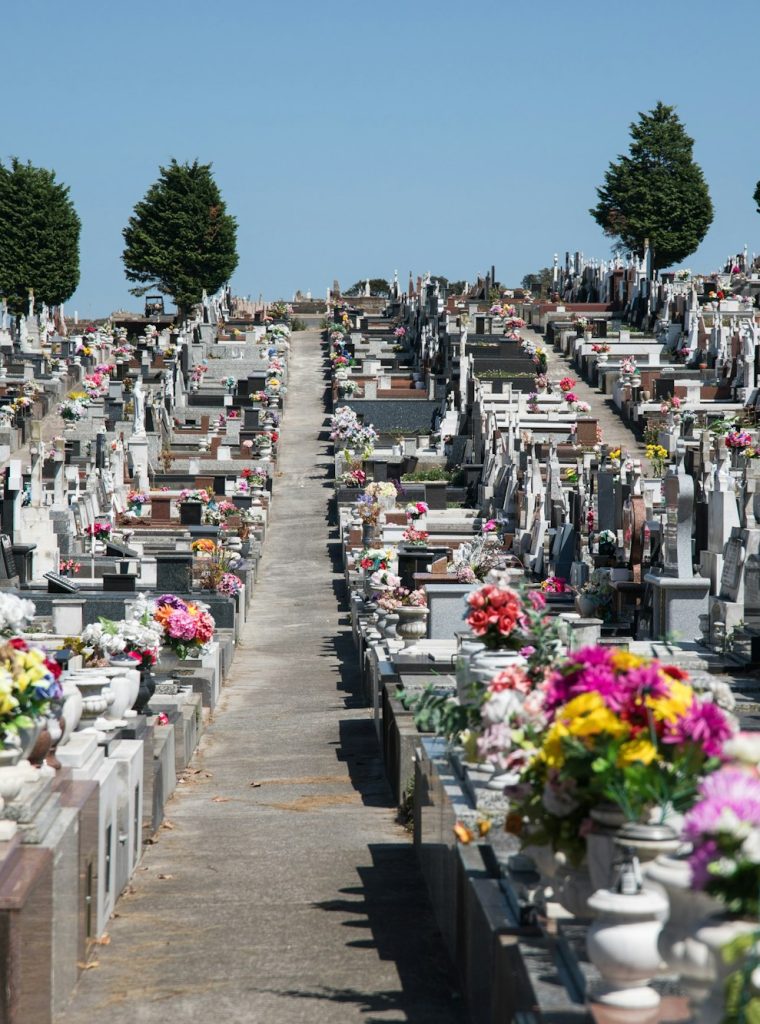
[157,874,174,880]
[78,961,100,970]
[95,934,111,946]
[249,782,261,788]
[212,796,231,803]
[161,820,176,830]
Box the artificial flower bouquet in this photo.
[0,639,63,744]
[512,648,735,864]
[358,548,393,572]
[153,595,215,660]
[58,395,90,422]
[402,527,429,546]
[78,612,162,670]
[127,490,149,510]
[405,501,429,522]
[85,522,112,538]
[179,488,212,504]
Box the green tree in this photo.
[122,159,238,317]
[521,268,553,297]
[344,277,390,296]
[590,102,713,270]
[0,158,80,315]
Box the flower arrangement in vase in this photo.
[152,595,215,660]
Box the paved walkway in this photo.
[524,327,644,456]
[59,329,464,1023]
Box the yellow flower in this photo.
[567,708,629,739]
[562,692,605,717]
[560,692,630,739]
[609,448,621,460]
[647,679,694,723]
[610,651,646,672]
[617,738,658,766]
[540,720,570,768]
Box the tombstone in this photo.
[645,445,710,640]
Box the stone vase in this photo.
[73,674,115,723]
[59,681,84,745]
[694,917,759,1024]
[395,606,429,647]
[102,665,141,721]
[553,855,595,918]
[382,613,399,639]
[646,855,721,1008]
[575,594,597,618]
[134,668,156,715]
[586,884,668,1015]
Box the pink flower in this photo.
[482,519,497,533]
[166,609,197,640]
[662,700,734,757]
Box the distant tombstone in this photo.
[0,535,17,580]
[662,453,695,579]
[719,528,747,603]
[71,503,83,535]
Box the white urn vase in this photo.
[646,854,721,1009]
[395,606,429,647]
[586,877,667,1015]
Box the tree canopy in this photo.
[0,158,81,315]
[590,102,713,270]
[122,159,238,316]
[521,268,554,297]
[344,278,390,296]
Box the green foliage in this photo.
[448,280,467,294]
[122,159,238,316]
[400,467,452,482]
[290,317,308,331]
[521,267,553,297]
[590,102,713,270]
[344,278,390,296]
[403,683,480,740]
[0,158,80,314]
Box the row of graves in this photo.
[326,273,760,1023]
[0,289,290,1022]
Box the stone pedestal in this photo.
[645,572,710,642]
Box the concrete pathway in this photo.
[524,327,645,455]
[58,329,464,1023]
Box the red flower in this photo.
[8,637,27,650]
[466,610,490,635]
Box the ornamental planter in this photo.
[693,917,759,1024]
[179,501,203,526]
[646,854,720,1009]
[586,883,668,1014]
[395,606,429,647]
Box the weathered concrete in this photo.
[57,328,464,1023]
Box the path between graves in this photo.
[58,328,465,1024]
[526,328,645,454]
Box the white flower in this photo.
[716,807,751,839]
[481,689,523,726]
[722,731,760,764]
[741,829,760,865]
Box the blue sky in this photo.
[3,0,759,315]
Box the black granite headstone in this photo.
[155,554,193,593]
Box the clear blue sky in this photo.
[3,0,758,316]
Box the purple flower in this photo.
[683,768,760,842]
[688,838,719,889]
[623,664,672,700]
[156,594,186,610]
[662,700,734,757]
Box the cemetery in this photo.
[2,247,760,1022]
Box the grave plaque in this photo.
[719,529,746,603]
[44,571,80,594]
[0,535,16,579]
[72,504,83,535]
